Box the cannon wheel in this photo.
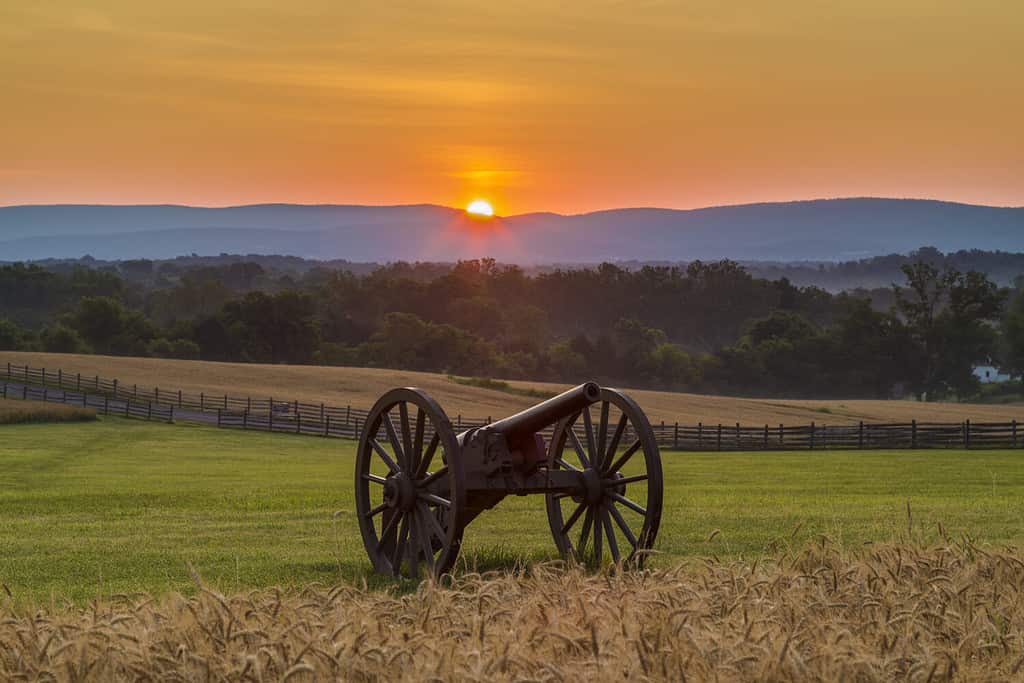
[545,387,663,567]
[355,388,464,579]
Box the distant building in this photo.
[973,364,1012,384]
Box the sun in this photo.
[466,199,494,217]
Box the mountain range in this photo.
[1,198,1021,263]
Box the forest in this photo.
[1,253,1020,401]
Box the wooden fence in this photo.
[3,362,1022,451]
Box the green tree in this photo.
[894,263,1005,400]
[1002,289,1024,378]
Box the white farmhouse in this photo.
[973,364,1012,384]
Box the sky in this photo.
[1,1,1022,215]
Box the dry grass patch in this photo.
[4,351,1023,425]
[2,542,1023,681]
[0,398,95,425]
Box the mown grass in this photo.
[0,398,96,425]
[1,418,1023,603]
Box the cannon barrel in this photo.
[484,382,600,445]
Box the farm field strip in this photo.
[4,351,1023,426]
[1,418,1023,602]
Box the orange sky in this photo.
[2,1,1022,214]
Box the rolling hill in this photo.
[1,198,1021,262]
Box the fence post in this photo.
[1013,420,1018,448]
[200,392,205,411]
[911,419,917,449]
[43,387,47,401]
[269,406,274,432]
[297,412,301,434]
[169,404,174,423]
[697,422,703,449]
[324,415,330,437]
[716,424,722,451]
[243,410,248,429]
[77,373,81,391]
[735,422,740,449]
[4,362,8,379]
[179,390,183,407]
[964,420,971,449]
[217,408,222,427]
[674,422,679,449]
[155,387,159,404]
[23,385,27,400]
[124,400,129,417]
[225,394,228,410]
[113,379,119,397]
[763,424,768,449]
[104,396,109,415]
[147,401,153,421]
[859,421,864,449]
[779,423,784,447]
[810,422,815,450]
[320,403,325,424]
[247,396,252,412]
[58,369,62,387]
[133,384,137,399]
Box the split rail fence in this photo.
[3,362,1022,451]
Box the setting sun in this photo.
[466,199,494,217]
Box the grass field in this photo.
[1,417,1023,603]
[4,350,1024,425]
[0,397,96,425]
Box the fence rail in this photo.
[3,362,1022,451]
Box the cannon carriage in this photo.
[354,382,664,578]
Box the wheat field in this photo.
[1,542,1021,682]
[0,397,96,425]
[4,351,1022,426]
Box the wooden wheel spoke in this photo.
[418,465,449,489]
[365,502,389,519]
[597,402,609,467]
[582,406,598,466]
[376,510,401,554]
[561,502,586,535]
[398,403,414,472]
[412,409,426,475]
[370,437,400,473]
[383,413,407,471]
[607,439,642,476]
[608,502,638,548]
[415,433,440,479]
[391,514,410,573]
[567,428,591,469]
[609,492,646,516]
[601,414,628,472]
[418,492,451,508]
[408,508,420,579]
[554,457,581,472]
[593,506,603,562]
[363,473,388,485]
[420,502,447,545]
[604,473,648,486]
[415,507,437,573]
[602,506,620,563]
[578,507,594,555]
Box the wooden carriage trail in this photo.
[3,362,1022,451]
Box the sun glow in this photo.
[466,199,494,217]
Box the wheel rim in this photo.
[545,388,663,567]
[355,388,463,579]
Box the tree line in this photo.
[1,257,1020,401]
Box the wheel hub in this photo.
[581,467,604,505]
[383,473,416,511]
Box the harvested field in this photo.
[1,542,1022,681]
[0,397,95,425]
[4,351,1022,425]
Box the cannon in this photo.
[354,383,664,578]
